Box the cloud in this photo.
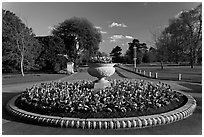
[110,35,123,42]
[95,26,102,30]
[109,22,127,28]
[125,35,134,39]
[95,26,107,34]
[100,31,107,34]
[110,34,134,42]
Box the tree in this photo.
[150,25,168,69]
[96,51,109,57]
[2,10,41,75]
[155,31,171,69]
[174,4,202,68]
[142,50,150,63]
[158,4,202,68]
[148,47,157,62]
[51,17,102,68]
[126,39,148,65]
[153,4,202,68]
[110,45,122,57]
[35,36,66,72]
[110,46,123,63]
[163,25,186,64]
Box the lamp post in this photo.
[132,39,139,71]
[133,45,137,71]
[129,39,147,71]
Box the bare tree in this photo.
[149,25,166,69]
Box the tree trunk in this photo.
[190,60,194,68]
[160,61,164,69]
[73,58,78,72]
[190,55,194,68]
[190,48,194,68]
[194,49,198,65]
[20,53,25,76]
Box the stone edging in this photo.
[6,91,196,129]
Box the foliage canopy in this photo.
[2,9,41,73]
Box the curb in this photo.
[6,91,196,129]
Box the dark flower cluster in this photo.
[18,79,182,114]
[88,56,112,63]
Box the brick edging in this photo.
[6,91,196,129]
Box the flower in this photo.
[17,79,183,116]
[89,55,112,63]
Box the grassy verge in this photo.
[124,65,202,83]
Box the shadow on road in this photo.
[178,83,202,93]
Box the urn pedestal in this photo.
[87,63,115,90]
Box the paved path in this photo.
[2,67,202,135]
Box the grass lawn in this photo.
[124,65,202,83]
[2,73,67,85]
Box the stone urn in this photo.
[87,63,115,89]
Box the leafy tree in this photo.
[96,51,109,57]
[154,4,202,68]
[51,17,102,67]
[110,46,123,63]
[110,45,122,57]
[150,25,165,67]
[153,25,183,68]
[155,31,171,69]
[142,50,150,63]
[2,10,41,75]
[126,39,148,65]
[148,47,157,62]
[173,4,201,68]
[36,36,66,72]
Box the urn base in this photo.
[94,78,111,90]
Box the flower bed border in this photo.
[6,91,196,129]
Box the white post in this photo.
[136,69,138,73]
[149,72,151,77]
[143,70,146,75]
[155,73,158,79]
[178,74,182,81]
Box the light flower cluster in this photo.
[89,56,112,63]
[17,79,183,116]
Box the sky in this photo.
[2,2,201,54]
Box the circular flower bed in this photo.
[15,79,187,119]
